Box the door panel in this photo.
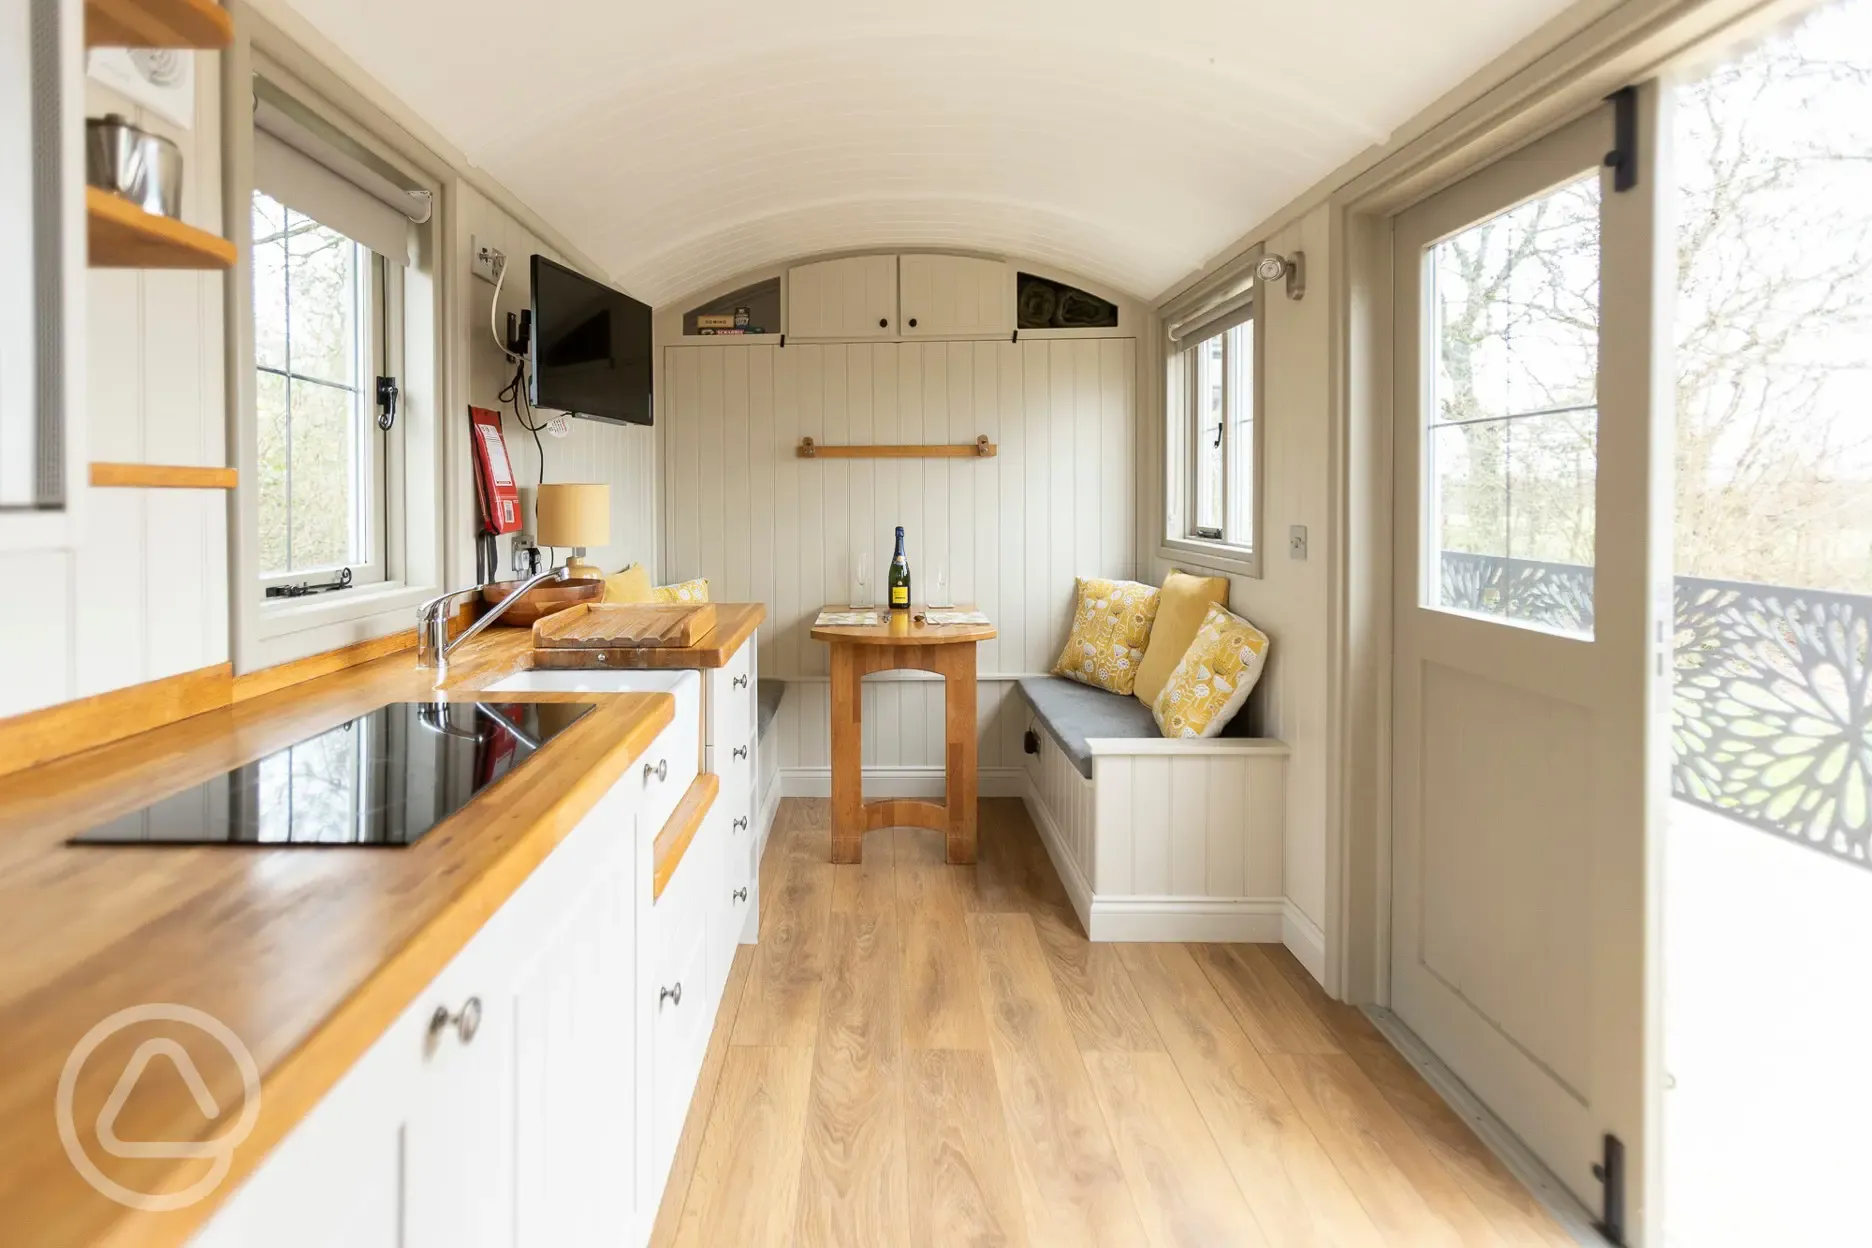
[1391,96,1666,1237]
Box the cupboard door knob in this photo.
[644,758,668,783]
[429,996,482,1045]
[660,983,683,1008]
[878,318,888,328]
[733,887,748,902]
[733,674,749,689]
[733,745,748,761]
[908,318,918,328]
[734,816,748,832]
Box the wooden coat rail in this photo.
[798,436,997,459]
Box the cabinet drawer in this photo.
[639,685,702,840]
[705,643,754,748]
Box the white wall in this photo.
[460,185,656,583]
[660,329,1141,787]
[1147,204,1335,938]
[0,63,230,718]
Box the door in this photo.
[1390,98,1667,1234]
[787,255,899,338]
[899,254,1011,337]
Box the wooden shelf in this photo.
[87,187,235,270]
[86,0,234,49]
[91,461,238,489]
[798,435,998,459]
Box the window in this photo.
[1423,172,1600,637]
[251,192,390,587]
[1165,302,1259,573]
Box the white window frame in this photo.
[1161,288,1265,578]
[251,196,400,593]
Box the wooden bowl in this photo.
[480,577,604,627]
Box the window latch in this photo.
[376,375,400,432]
[1211,423,1224,449]
[266,567,354,599]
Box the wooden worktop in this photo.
[0,626,674,1248]
[528,601,766,669]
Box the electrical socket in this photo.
[471,237,505,285]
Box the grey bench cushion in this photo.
[1017,676,1158,779]
[756,678,785,738]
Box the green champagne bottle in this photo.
[889,526,911,610]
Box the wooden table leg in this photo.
[941,642,978,864]
[829,641,865,863]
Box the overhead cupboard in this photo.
[783,252,1014,339]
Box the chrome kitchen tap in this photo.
[416,565,568,684]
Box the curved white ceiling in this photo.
[282,0,1582,305]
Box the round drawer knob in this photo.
[429,996,483,1045]
[733,887,748,902]
[908,318,918,328]
[733,674,749,689]
[644,758,668,783]
[878,318,888,328]
[734,816,749,832]
[660,983,683,1008]
[733,745,748,761]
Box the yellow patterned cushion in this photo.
[1052,577,1160,696]
[653,577,710,603]
[602,564,653,604]
[1152,603,1270,738]
[1134,569,1230,709]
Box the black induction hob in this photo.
[68,701,598,848]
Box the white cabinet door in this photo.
[899,254,1010,337]
[787,255,898,338]
[510,806,639,1244]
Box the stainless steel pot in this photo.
[85,113,183,218]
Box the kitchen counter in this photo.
[0,627,674,1248]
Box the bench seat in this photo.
[1016,676,1158,779]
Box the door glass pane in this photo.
[1425,172,1601,636]
[1193,332,1224,535]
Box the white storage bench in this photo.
[1016,676,1290,942]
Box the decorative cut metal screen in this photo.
[1438,553,1872,870]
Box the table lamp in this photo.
[535,482,610,582]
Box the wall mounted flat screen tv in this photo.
[529,255,653,426]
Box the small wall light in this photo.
[1256,251,1306,301]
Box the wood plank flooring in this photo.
[652,798,1572,1247]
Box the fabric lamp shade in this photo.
[536,483,610,549]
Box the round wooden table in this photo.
[810,608,997,864]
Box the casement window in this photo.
[1163,286,1262,577]
[250,190,396,589]
[244,71,432,618]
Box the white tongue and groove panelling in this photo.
[280,0,1585,303]
[660,337,1139,778]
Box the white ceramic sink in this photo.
[484,670,697,696]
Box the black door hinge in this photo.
[1593,1132,1626,1245]
[1604,87,1638,193]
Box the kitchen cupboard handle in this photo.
[429,996,482,1045]
[734,816,748,832]
[660,983,683,1008]
[643,758,668,783]
[733,745,748,761]
[733,674,749,690]
[733,887,748,902]
[908,317,918,328]
[878,317,888,328]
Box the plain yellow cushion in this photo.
[1134,570,1230,708]
[602,564,653,603]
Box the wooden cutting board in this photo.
[531,602,719,649]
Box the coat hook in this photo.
[976,435,990,456]
[800,436,816,458]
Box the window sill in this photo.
[257,580,436,641]
[1158,536,1260,580]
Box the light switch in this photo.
[1289,525,1308,560]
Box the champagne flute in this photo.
[852,551,872,609]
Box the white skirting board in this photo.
[1282,902,1328,985]
[780,766,1029,799]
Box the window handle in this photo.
[1211,423,1224,449]
[376,375,399,431]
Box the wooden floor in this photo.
[651,798,1573,1247]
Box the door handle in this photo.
[429,996,483,1045]
[659,983,683,1008]
[643,758,668,784]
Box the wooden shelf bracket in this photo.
[798,435,997,459]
